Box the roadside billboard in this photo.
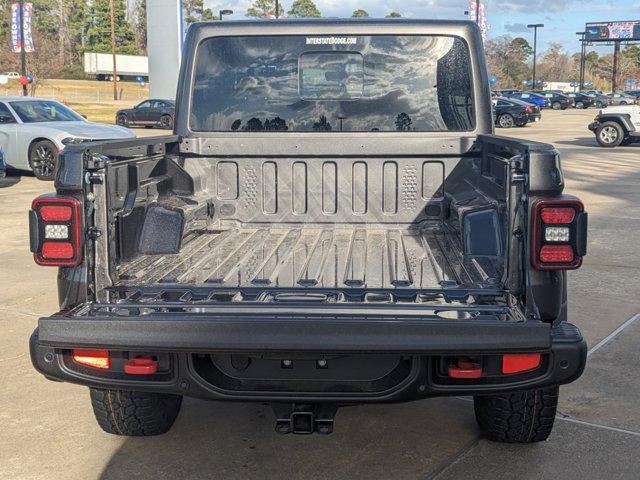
[625,79,640,91]
[585,21,640,41]
[10,3,35,53]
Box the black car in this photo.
[566,92,594,109]
[536,92,571,110]
[507,97,542,122]
[494,88,521,96]
[116,99,175,129]
[493,98,530,128]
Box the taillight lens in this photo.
[73,349,110,369]
[540,245,574,262]
[526,106,532,113]
[540,207,575,224]
[30,195,83,266]
[502,353,541,374]
[531,199,587,270]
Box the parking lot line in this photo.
[587,312,640,357]
[555,415,640,438]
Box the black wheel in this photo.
[474,386,559,443]
[620,101,627,105]
[596,121,625,147]
[596,101,604,109]
[160,114,174,130]
[497,113,515,128]
[29,139,58,181]
[552,101,561,110]
[90,388,182,436]
[116,114,128,126]
[575,101,585,109]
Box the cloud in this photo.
[504,22,529,33]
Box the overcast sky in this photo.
[205,0,640,53]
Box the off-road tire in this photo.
[89,388,182,436]
[596,121,625,147]
[473,386,559,443]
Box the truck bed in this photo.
[115,224,501,290]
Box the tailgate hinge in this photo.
[87,227,102,240]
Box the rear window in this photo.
[190,35,475,133]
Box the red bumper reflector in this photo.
[40,204,72,222]
[41,241,74,260]
[539,245,574,263]
[502,353,541,374]
[73,349,110,369]
[448,360,482,379]
[540,207,575,224]
[124,357,158,375]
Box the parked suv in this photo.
[589,104,640,147]
[29,20,588,444]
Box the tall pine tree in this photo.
[287,0,321,18]
[85,0,139,55]
[246,0,284,18]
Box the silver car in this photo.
[0,97,135,180]
[0,147,6,178]
[607,93,637,106]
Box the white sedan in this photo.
[0,96,135,180]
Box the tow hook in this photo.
[271,403,338,435]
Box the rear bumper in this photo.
[30,316,587,403]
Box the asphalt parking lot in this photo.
[2,110,640,480]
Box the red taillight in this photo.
[531,199,587,270]
[448,360,483,379]
[502,353,541,374]
[540,245,574,263]
[540,207,575,224]
[42,241,74,259]
[73,349,110,369]
[526,106,532,113]
[30,195,83,267]
[40,205,72,222]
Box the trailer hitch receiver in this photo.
[272,403,338,435]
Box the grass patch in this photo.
[67,102,122,124]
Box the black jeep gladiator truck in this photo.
[29,20,588,443]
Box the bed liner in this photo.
[116,224,501,290]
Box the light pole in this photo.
[275,0,279,19]
[576,31,586,91]
[219,9,233,20]
[527,24,544,90]
[109,0,118,100]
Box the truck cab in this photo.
[29,20,587,443]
